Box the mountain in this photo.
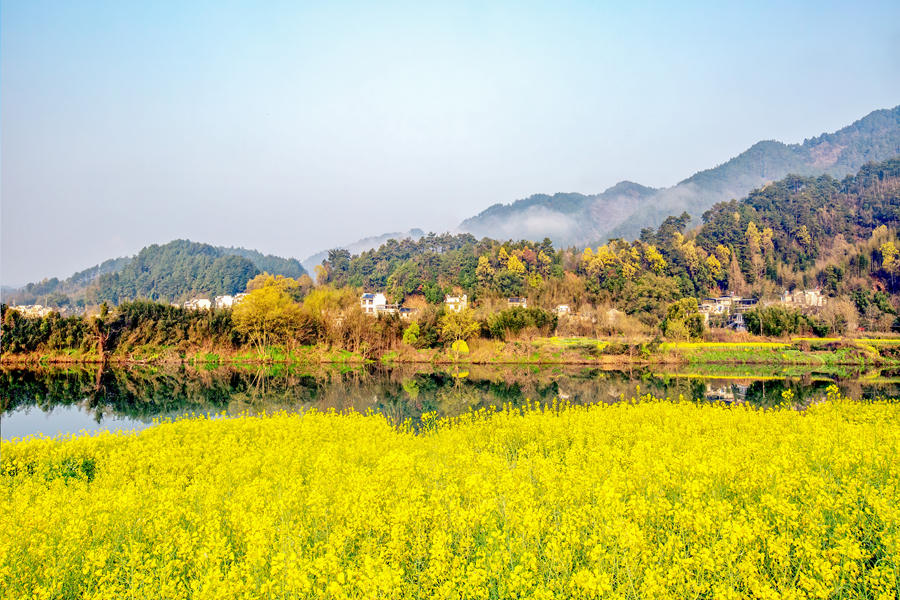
[301,229,425,275]
[459,183,657,247]
[459,105,900,247]
[3,240,306,308]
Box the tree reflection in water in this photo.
[3,365,900,433]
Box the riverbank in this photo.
[4,336,900,367]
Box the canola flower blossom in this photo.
[2,390,899,599]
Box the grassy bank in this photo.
[3,393,898,599]
[4,336,900,367]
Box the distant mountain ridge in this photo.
[301,229,426,274]
[459,105,900,247]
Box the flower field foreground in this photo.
[2,396,899,599]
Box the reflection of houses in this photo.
[12,304,54,318]
[361,293,387,315]
[508,297,527,309]
[780,288,826,308]
[183,298,212,311]
[444,294,468,313]
[705,383,736,403]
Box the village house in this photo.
[378,303,400,316]
[444,294,468,313]
[183,298,212,311]
[733,298,758,313]
[399,307,419,320]
[700,293,754,317]
[12,304,54,318]
[508,297,527,309]
[725,313,747,332]
[361,293,387,315]
[700,299,726,315]
[554,304,571,315]
[214,293,249,310]
[780,288,826,308]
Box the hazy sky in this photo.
[2,0,899,286]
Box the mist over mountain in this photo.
[301,229,426,275]
[459,105,900,247]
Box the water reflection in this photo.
[3,364,900,439]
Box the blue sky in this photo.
[2,0,899,285]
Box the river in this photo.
[3,363,899,440]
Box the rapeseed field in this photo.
[2,392,899,599]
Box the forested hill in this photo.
[3,240,308,308]
[319,156,900,332]
[460,105,900,248]
[93,241,261,305]
[219,247,307,280]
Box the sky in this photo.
[2,0,899,287]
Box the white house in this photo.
[781,288,826,308]
[12,305,54,318]
[399,307,419,320]
[215,295,234,309]
[444,294,468,313]
[184,298,212,311]
[361,292,388,315]
[554,304,571,314]
[378,303,400,316]
[214,294,248,309]
[508,297,527,309]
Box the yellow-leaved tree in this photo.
[881,241,899,287]
[440,308,481,360]
[233,286,308,355]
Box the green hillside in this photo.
[3,241,308,309]
[93,241,260,304]
[219,246,307,280]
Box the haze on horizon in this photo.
[2,0,899,287]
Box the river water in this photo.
[3,364,899,441]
